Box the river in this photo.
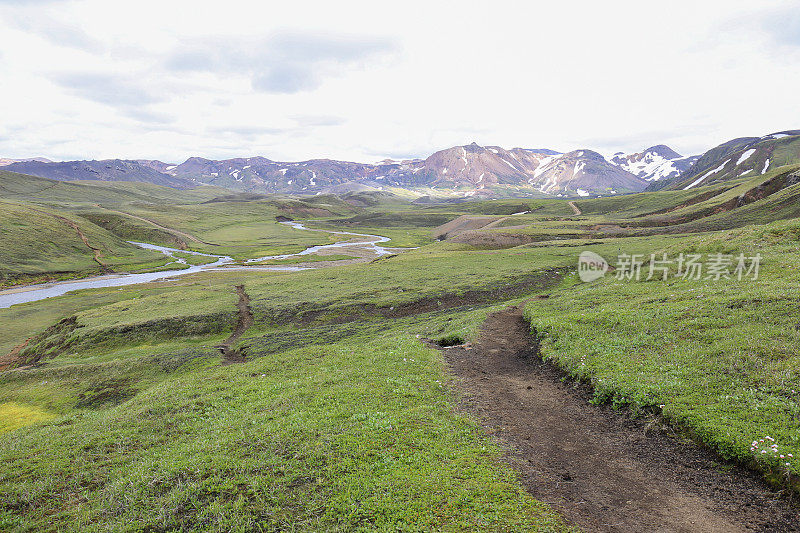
[0,222,394,309]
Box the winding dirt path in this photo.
[440,306,799,532]
[480,216,510,230]
[568,201,582,215]
[432,211,531,240]
[28,207,112,273]
[0,337,32,371]
[215,285,254,363]
[65,217,110,272]
[95,205,218,247]
[431,215,502,240]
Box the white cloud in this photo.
[0,0,799,163]
[165,32,399,94]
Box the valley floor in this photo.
[2,176,800,530]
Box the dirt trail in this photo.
[431,215,505,240]
[0,337,32,371]
[65,218,111,272]
[568,201,582,215]
[215,285,254,363]
[95,205,218,246]
[439,306,799,532]
[28,207,112,273]
[481,216,510,230]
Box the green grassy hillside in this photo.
[524,220,800,488]
[0,200,166,285]
[0,173,399,283]
[0,170,227,205]
[3,168,800,529]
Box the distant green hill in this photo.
[0,171,240,283]
[0,171,415,284]
[0,199,168,284]
[5,164,800,529]
[0,169,228,205]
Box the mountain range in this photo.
[2,142,697,198]
[5,131,799,198]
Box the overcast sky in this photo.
[1,0,799,163]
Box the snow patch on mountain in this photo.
[683,159,729,189]
[736,149,757,165]
[610,145,697,182]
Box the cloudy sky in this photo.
[1,0,799,163]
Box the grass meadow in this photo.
[2,169,800,528]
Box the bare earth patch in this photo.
[438,306,800,532]
[215,284,255,363]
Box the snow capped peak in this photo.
[644,144,682,160]
[610,145,697,182]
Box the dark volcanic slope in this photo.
[4,159,196,189]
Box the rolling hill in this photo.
[0,169,227,204]
[3,155,800,530]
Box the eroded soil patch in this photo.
[216,285,255,363]
[440,306,800,532]
[0,337,33,371]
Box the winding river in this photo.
[0,222,394,309]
